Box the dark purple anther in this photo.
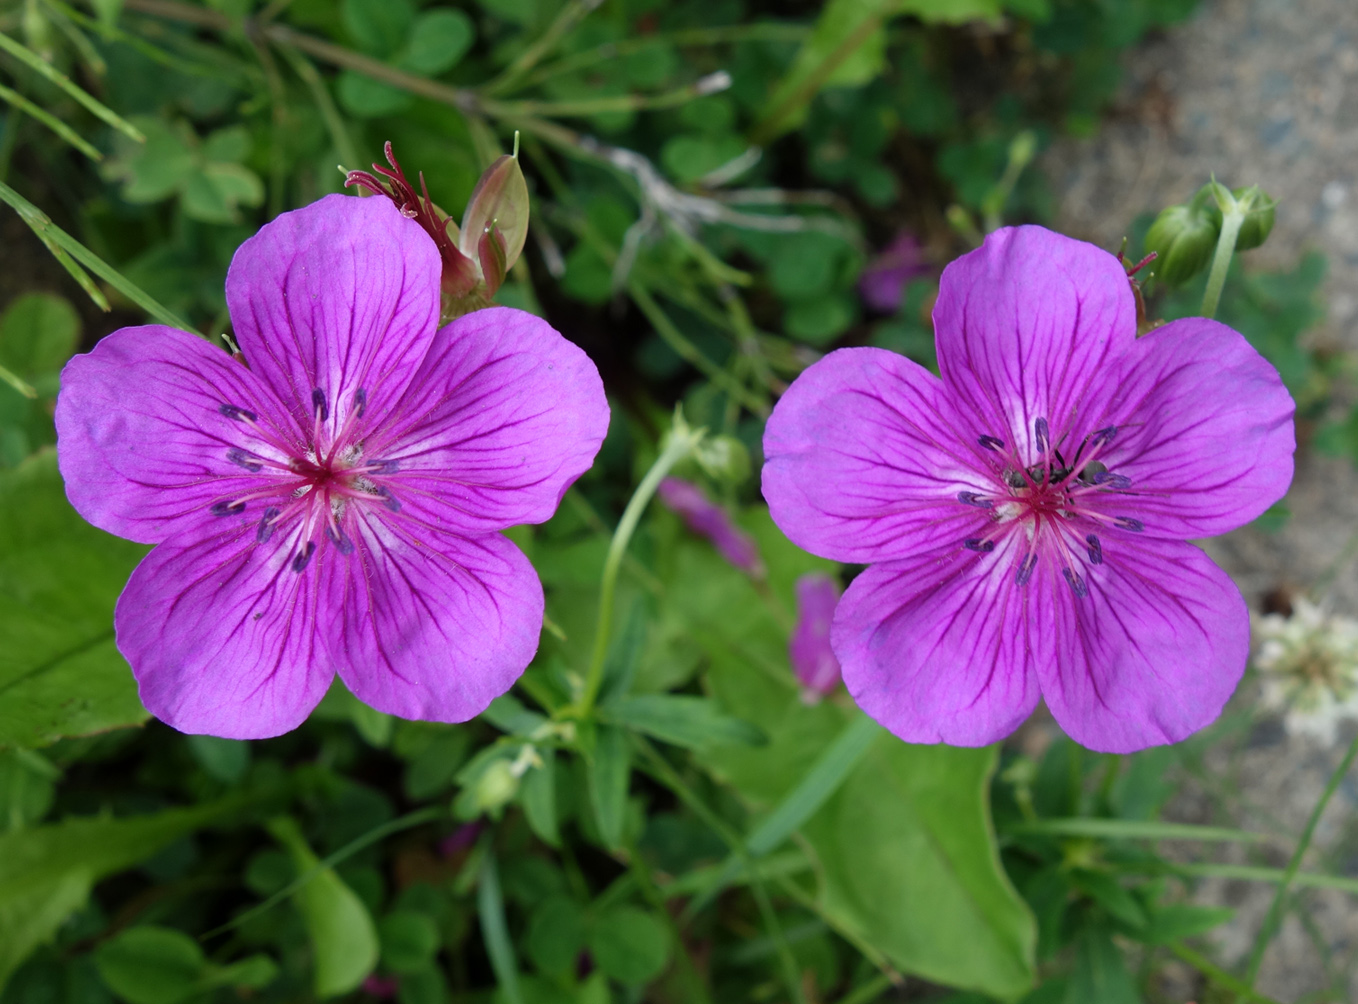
[1090,426,1117,447]
[1016,553,1038,586]
[370,460,400,475]
[978,435,1005,451]
[292,541,316,572]
[964,538,995,553]
[1085,533,1103,565]
[353,388,367,418]
[957,491,993,509]
[1062,567,1088,598]
[209,500,245,517]
[257,506,280,544]
[219,404,257,422]
[1034,417,1050,454]
[326,525,355,555]
[1092,471,1133,490]
[311,387,328,421]
[375,485,401,512]
[1114,516,1144,532]
[226,448,262,473]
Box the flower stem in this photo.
[1200,199,1245,319]
[1238,731,1358,1000]
[573,415,703,717]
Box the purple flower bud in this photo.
[858,231,928,313]
[438,821,484,859]
[362,975,400,998]
[657,477,765,579]
[790,573,843,699]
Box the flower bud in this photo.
[790,573,842,701]
[693,435,752,485]
[1224,185,1277,251]
[1144,186,1219,286]
[657,477,765,579]
[471,759,520,816]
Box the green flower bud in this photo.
[472,760,520,816]
[693,435,752,485]
[1228,185,1277,251]
[1144,186,1219,286]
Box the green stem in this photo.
[1200,205,1244,319]
[0,361,36,399]
[836,973,894,1004]
[0,80,102,161]
[1170,942,1284,1004]
[574,418,702,716]
[482,0,601,96]
[1239,731,1358,998]
[0,29,144,142]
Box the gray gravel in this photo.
[1046,0,1358,999]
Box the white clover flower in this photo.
[1253,599,1358,744]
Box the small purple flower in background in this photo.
[56,194,609,739]
[438,822,485,859]
[858,230,928,313]
[764,225,1295,753]
[658,476,765,579]
[361,975,400,999]
[790,573,842,701]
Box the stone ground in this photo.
[1045,0,1358,999]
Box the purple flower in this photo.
[858,230,928,313]
[55,194,609,739]
[763,226,1295,753]
[790,573,842,700]
[657,476,765,578]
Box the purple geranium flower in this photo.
[55,194,609,739]
[657,476,765,579]
[763,226,1295,753]
[790,573,842,701]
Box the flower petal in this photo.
[1038,536,1248,753]
[933,226,1135,462]
[834,535,1043,746]
[1090,316,1295,538]
[226,193,439,434]
[364,307,609,533]
[115,524,337,738]
[56,325,298,544]
[328,516,543,722]
[762,347,994,563]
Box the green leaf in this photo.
[601,694,765,750]
[0,749,57,831]
[587,906,670,986]
[180,163,264,224]
[342,0,415,58]
[525,896,585,974]
[0,800,241,989]
[587,724,631,851]
[337,70,415,118]
[95,926,205,1004]
[477,846,523,1004]
[519,747,559,847]
[379,911,440,974]
[186,735,251,784]
[1136,903,1234,945]
[0,293,79,387]
[267,817,379,998]
[106,117,194,204]
[1063,925,1139,1004]
[0,452,149,749]
[398,9,474,76]
[313,677,394,747]
[1070,870,1147,930]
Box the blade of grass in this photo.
[1169,942,1285,1004]
[1010,818,1270,844]
[0,179,194,331]
[1121,860,1358,896]
[0,362,37,399]
[0,30,144,142]
[483,0,602,96]
[49,0,242,82]
[477,836,524,1004]
[0,81,102,161]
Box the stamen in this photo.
[353,388,367,418]
[1114,516,1144,532]
[375,485,402,512]
[1062,567,1088,598]
[1090,426,1117,447]
[1085,534,1103,565]
[209,500,246,517]
[1034,417,1050,454]
[291,541,316,573]
[1016,553,1038,586]
[957,491,993,509]
[326,525,356,555]
[964,538,995,553]
[978,435,1005,451]
[1002,468,1027,489]
[1091,471,1132,490]
[226,448,263,473]
[219,404,258,422]
[367,460,400,475]
[311,387,329,421]
[257,506,280,544]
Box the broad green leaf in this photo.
[314,677,394,747]
[268,817,379,998]
[519,748,559,847]
[587,724,630,851]
[587,906,669,986]
[0,452,149,748]
[1135,903,1234,945]
[600,694,765,750]
[682,508,1036,998]
[0,293,79,393]
[0,800,241,988]
[186,735,251,784]
[399,9,474,76]
[0,749,58,830]
[378,911,440,974]
[525,896,585,975]
[337,71,414,118]
[342,0,415,58]
[95,926,205,1004]
[106,117,195,203]
[1063,926,1139,1004]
